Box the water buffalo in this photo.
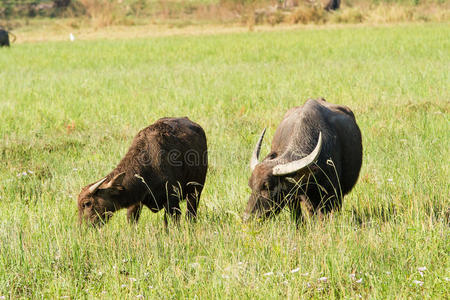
[325,0,340,11]
[0,29,15,47]
[244,98,362,222]
[78,117,208,226]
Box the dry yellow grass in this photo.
[10,20,448,45]
[2,0,448,33]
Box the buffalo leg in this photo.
[164,198,181,226]
[186,191,201,221]
[127,202,143,223]
[301,197,318,221]
[289,197,303,224]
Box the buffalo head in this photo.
[244,129,322,222]
[77,172,126,225]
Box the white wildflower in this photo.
[101,291,107,294]
[349,273,356,280]
[129,277,137,282]
[149,286,154,289]
[318,276,328,283]
[0,296,5,300]
[317,287,324,291]
[136,295,144,299]
[264,272,274,276]
[290,267,300,274]
[418,266,427,272]
[98,271,103,276]
[355,278,363,283]
[444,277,450,282]
[301,272,309,276]
[412,280,424,286]
[306,282,311,288]
[144,272,149,277]
[385,271,391,275]
[73,168,78,171]
[121,284,127,288]
[387,178,393,183]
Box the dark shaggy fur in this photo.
[78,117,208,226]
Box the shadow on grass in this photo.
[347,201,449,227]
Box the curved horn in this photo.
[88,177,107,194]
[272,132,323,176]
[250,128,266,171]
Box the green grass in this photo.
[0,23,449,298]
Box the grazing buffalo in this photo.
[78,117,208,226]
[244,98,362,222]
[0,29,15,47]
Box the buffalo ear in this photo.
[101,172,126,192]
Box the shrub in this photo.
[77,0,123,27]
[288,4,328,24]
[330,7,365,23]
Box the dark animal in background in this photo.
[53,0,71,8]
[0,29,16,47]
[78,117,208,226]
[325,0,340,11]
[244,98,362,222]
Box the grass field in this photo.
[0,23,449,298]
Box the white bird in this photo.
[69,33,75,42]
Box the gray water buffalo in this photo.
[0,29,15,47]
[78,117,208,226]
[244,98,362,222]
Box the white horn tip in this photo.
[88,177,107,193]
[272,131,323,176]
[250,128,267,171]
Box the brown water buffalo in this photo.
[78,117,208,226]
[244,98,362,222]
